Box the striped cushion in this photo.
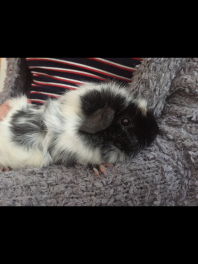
[26,58,142,104]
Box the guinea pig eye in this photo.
[121,118,130,126]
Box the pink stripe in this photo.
[29,66,108,81]
[30,91,60,98]
[27,58,132,82]
[30,99,45,104]
[132,58,142,60]
[88,58,136,72]
[32,71,84,85]
[33,80,77,90]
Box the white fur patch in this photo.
[52,88,103,165]
[0,96,48,169]
[137,99,147,115]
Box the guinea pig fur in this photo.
[0,81,159,170]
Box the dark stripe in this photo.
[29,67,108,82]
[57,58,135,79]
[89,58,142,68]
[32,72,84,85]
[30,92,61,103]
[30,84,71,95]
[26,58,142,104]
[27,58,133,81]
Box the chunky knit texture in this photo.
[0,58,197,206]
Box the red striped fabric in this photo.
[26,58,142,104]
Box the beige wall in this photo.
[0,58,7,92]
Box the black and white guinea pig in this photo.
[0,81,159,172]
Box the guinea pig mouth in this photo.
[79,106,115,134]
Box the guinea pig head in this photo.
[79,85,159,161]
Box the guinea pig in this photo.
[0,81,159,174]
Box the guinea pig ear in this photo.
[79,105,115,134]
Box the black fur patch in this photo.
[80,88,127,115]
[79,87,159,161]
[10,108,46,149]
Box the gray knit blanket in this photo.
[0,58,197,206]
